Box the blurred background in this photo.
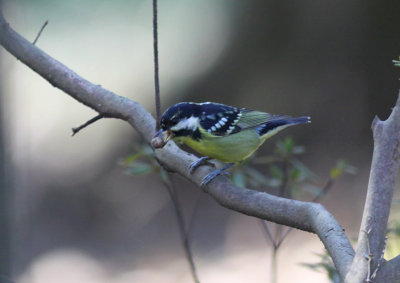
[1,0,400,282]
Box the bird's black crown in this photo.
[159,102,201,130]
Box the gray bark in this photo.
[2,9,400,283]
[346,95,400,282]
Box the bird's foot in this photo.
[200,163,234,187]
[189,157,214,175]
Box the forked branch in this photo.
[346,93,400,283]
[4,7,399,278]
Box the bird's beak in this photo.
[151,129,174,149]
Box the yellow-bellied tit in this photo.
[152,102,311,186]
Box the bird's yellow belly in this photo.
[175,130,262,163]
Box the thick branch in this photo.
[346,93,400,283]
[0,11,355,280]
[374,255,400,283]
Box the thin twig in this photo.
[280,158,289,198]
[270,158,289,283]
[261,169,336,282]
[275,177,336,247]
[32,20,48,45]
[153,0,161,129]
[259,220,277,249]
[271,247,278,283]
[186,193,204,238]
[312,178,334,203]
[72,114,103,136]
[275,227,291,249]
[371,236,387,280]
[271,227,280,283]
[162,178,200,283]
[258,158,291,283]
[364,228,373,282]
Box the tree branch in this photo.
[345,93,400,283]
[374,255,400,282]
[32,20,48,45]
[162,179,200,283]
[71,114,104,136]
[0,10,355,280]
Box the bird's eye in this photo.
[171,117,180,124]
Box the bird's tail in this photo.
[256,116,311,137]
[286,116,311,125]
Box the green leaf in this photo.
[301,251,340,283]
[330,160,357,179]
[299,263,320,271]
[125,162,153,175]
[275,139,290,157]
[284,137,294,152]
[290,159,315,181]
[290,168,300,181]
[232,171,246,187]
[269,165,283,179]
[330,168,341,179]
[121,152,143,166]
[393,56,400,67]
[274,137,305,157]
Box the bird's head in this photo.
[152,102,201,148]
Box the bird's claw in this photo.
[189,157,214,175]
[200,169,230,187]
[200,163,235,187]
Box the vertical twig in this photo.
[268,158,289,283]
[271,248,278,283]
[151,1,197,280]
[259,220,277,249]
[152,1,198,282]
[262,159,337,282]
[153,0,161,129]
[185,194,203,238]
[273,158,290,282]
[162,179,200,283]
[270,228,280,283]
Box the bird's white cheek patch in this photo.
[171,116,199,131]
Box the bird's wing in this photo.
[199,103,286,137]
[198,103,242,136]
[237,109,279,128]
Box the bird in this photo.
[152,102,311,186]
